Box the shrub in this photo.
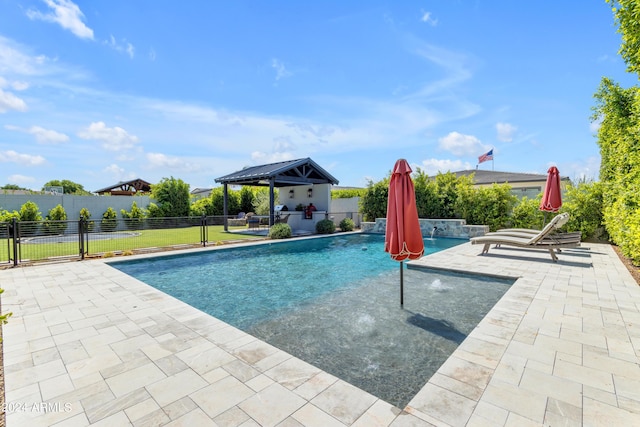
[339,218,355,231]
[332,188,367,198]
[79,207,91,220]
[562,180,606,240]
[79,207,95,231]
[18,201,42,236]
[121,201,146,229]
[146,202,163,218]
[316,219,336,234]
[510,196,545,229]
[359,179,388,221]
[43,204,68,235]
[269,223,292,239]
[0,209,20,222]
[252,188,272,215]
[101,207,118,232]
[19,201,42,221]
[190,197,214,216]
[456,184,517,231]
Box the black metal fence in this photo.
[0,216,226,267]
[0,212,361,267]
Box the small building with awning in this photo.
[94,179,152,196]
[215,157,339,231]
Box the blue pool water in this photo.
[112,234,513,408]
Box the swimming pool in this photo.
[112,233,513,408]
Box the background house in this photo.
[451,170,571,199]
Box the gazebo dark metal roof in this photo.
[215,157,339,187]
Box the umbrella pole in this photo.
[400,261,404,306]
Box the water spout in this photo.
[430,226,437,239]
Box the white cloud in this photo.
[105,35,135,59]
[26,0,94,40]
[0,36,61,77]
[5,124,69,143]
[29,126,70,143]
[287,122,336,139]
[420,158,472,175]
[7,174,36,185]
[102,164,137,181]
[77,122,140,151]
[103,164,124,175]
[0,77,29,91]
[562,156,601,182]
[12,81,30,91]
[420,11,438,26]
[496,122,517,142]
[0,89,28,113]
[272,135,297,152]
[251,151,295,165]
[146,152,201,172]
[271,58,292,81]
[404,40,474,101]
[438,131,486,156]
[0,150,46,166]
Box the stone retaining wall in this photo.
[361,218,488,239]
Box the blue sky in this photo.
[0,1,636,192]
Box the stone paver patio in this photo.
[1,238,639,426]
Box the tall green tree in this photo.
[150,177,191,217]
[210,187,241,215]
[592,79,640,263]
[1,184,26,190]
[607,0,640,76]
[42,179,91,195]
[239,186,255,213]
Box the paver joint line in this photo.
[2,241,639,426]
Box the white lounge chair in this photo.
[471,213,580,262]
[485,213,581,240]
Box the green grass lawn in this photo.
[0,225,262,263]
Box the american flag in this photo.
[478,149,493,164]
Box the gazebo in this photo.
[215,158,339,231]
[94,178,152,196]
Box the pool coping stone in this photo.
[1,237,639,426]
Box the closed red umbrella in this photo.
[385,159,424,306]
[540,166,562,212]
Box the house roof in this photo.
[191,187,213,195]
[215,158,339,187]
[451,170,570,185]
[94,178,152,195]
